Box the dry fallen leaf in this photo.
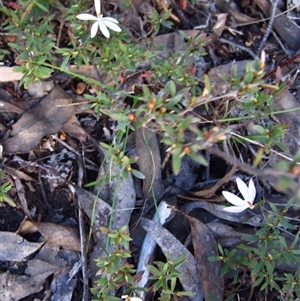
[213,13,228,37]
[73,185,111,242]
[34,242,79,300]
[62,115,89,143]
[186,215,224,301]
[207,222,245,248]
[0,99,24,114]
[0,269,55,301]
[0,231,44,261]
[3,86,75,153]
[17,220,81,251]
[0,66,23,82]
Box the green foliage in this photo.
[210,199,300,300]
[2,1,300,299]
[1,1,58,87]
[92,227,193,301]
[92,226,142,301]
[0,180,16,207]
[0,151,16,207]
[1,0,284,176]
[100,142,145,179]
[148,254,194,301]
[148,9,173,36]
[244,122,288,153]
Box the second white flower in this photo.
[222,177,256,213]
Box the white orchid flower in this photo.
[122,295,143,301]
[222,177,256,213]
[76,0,121,38]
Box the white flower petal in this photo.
[102,18,122,32]
[222,191,245,206]
[223,204,249,213]
[94,0,101,16]
[248,179,256,203]
[236,177,250,200]
[121,296,143,301]
[102,16,119,24]
[77,13,98,21]
[99,20,110,38]
[91,21,99,38]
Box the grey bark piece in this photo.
[73,185,112,281]
[74,185,111,243]
[254,0,300,50]
[186,202,262,226]
[141,218,204,301]
[93,148,136,231]
[137,201,173,299]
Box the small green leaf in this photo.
[34,1,49,12]
[269,202,279,214]
[172,254,187,267]
[172,153,182,174]
[244,72,254,84]
[2,195,16,207]
[147,264,161,277]
[170,277,176,292]
[177,291,194,297]
[100,227,110,235]
[253,275,264,287]
[251,125,266,134]
[8,43,25,51]
[252,260,263,274]
[130,169,145,179]
[188,151,208,166]
[169,80,176,96]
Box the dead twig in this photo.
[256,0,280,55]
[76,154,89,301]
[271,29,288,54]
[219,38,258,59]
[180,163,236,199]
[50,135,99,169]
[56,19,65,48]
[194,0,216,30]
[38,171,53,211]
[14,177,31,218]
[177,194,225,203]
